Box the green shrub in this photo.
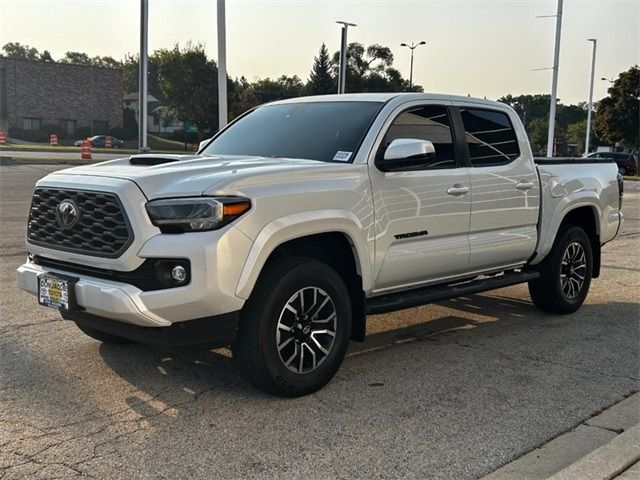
[41,124,65,139]
[8,127,49,142]
[108,127,136,141]
[75,127,92,139]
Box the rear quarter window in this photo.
[460,108,520,167]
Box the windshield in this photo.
[202,101,383,162]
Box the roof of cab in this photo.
[270,92,506,108]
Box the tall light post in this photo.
[546,0,564,157]
[336,21,356,94]
[138,0,149,152]
[400,41,426,92]
[584,38,597,157]
[217,0,227,130]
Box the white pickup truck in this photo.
[17,93,624,396]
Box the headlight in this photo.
[146,197,251,233]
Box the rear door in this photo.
[369,102,471,292]
[457,105,540,271]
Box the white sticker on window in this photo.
[333,151,352,162]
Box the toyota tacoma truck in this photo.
[17,93,624,397]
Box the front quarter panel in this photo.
[210,164,375,298]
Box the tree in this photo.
[594,65,639,150]
[330,42,418,93]
[59,51,92,66]
[529,118,548,154]
[307,44,335,95]
[122,53,163,100]
[156,43,231,139]
[40,50,54,62]
[2,42,40,60]
[91,55,122,69]
[566,120,588,153]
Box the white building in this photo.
[123,93,183,134]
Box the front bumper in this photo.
[17,225,253,327]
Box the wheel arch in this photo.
[557,206,601,278]
[235,214,371,342]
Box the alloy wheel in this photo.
[560,241,587,299]
[276,286,337,374]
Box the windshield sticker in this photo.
[333,151,352,162]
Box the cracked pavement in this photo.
[1,165,638,479]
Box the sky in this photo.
[0,0,638,104]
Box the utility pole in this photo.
[336,21,356,94]
[400,41,426,92]
[217,0,227,130]
[546,0,564,157]
[138,0,149,152]
[585,38,597,157]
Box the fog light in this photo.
[171,265,187,282]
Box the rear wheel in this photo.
[232,256,352,397]
[528,226,593,314]
[75,324,134,344]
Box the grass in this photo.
[623,175,639,181]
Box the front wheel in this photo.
[232,257,352,397]
[528,226,593,314]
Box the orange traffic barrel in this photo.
[0,131,6,145]
[50,134,59,147]
[105,136,112,148]
[81,139,92,160]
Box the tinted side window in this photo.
[460,108,520,166]
[381,106,456,169]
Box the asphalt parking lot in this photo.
[1,164,638,479]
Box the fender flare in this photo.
[235,210,373,299]
[530,192,601,265]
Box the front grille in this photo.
[27,188,133,258]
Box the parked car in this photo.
[587,151,637,176]
[18,93,624,397]
[74,135,124,148]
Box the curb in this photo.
[483,391,640,480]
[547,424,640,480]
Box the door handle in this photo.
[447,185,470,196]
[515,181,535,191]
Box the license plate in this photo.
[38,274,75,310]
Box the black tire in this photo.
[75,324,134,344]
[232,256,352,397]
[528,225,593,314]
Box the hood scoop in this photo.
[129,154,200,166]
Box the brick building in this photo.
[0,57,123,136]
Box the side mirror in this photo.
[378,138,436,171]
[198,138,212,152]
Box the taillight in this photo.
[617,173,624,209]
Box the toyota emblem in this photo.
[55,199,80,229]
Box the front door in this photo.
[369,103,471,293]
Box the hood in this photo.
[52,154,342,199]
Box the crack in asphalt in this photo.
[1,383,219,477]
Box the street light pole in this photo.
[546,0,564,157]
[138,0,149,152]
[400,41,426,92]
[585,38,597,157]
[336,21,356,94]
[217,0,227,130]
